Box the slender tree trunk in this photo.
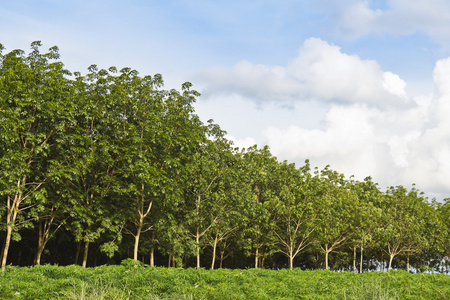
[388,254,394,270]
[211,235,218,270]
[74,241,81,265]
[133,224,142,261]
[82,241,89,268]
[168,255,171,268]
[1,225,13,271]
[150,231,155,267]
[353,246,356,273]
[35,217,58,265]
[406,254,410,273]
[2,195,19,270]
[324,244,330,270]
[220,250,224,269]
[35,224,45,265]
[289,255,294,270]
[360,246,364,273]
[255,247,259,269]
[149,247,154,267]
[196,226,200,268]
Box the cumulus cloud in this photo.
[328,0,450,43]
[196,38,408,106]
[263,57,450,199]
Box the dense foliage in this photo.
[1,264,450,299]
[1,42,450,273]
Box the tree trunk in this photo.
[2,196,19,270]
[211,235,218,270]
[196,226,200,269]
[406,254,410,273]
[289,255,294,270]
[149,247,154,267]
[35,217,54,265]
[74,241,81,265]
[220,250,224,269]
[255,247,259,269]
[353,246,356,273]
[324,244,330,270]
[150,231,155,267]
[82,241,89,268]
[133,224,142,261]
[1,223,13,271]
[388,254,394,270]
[360,246,364,273]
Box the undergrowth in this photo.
[0,264,448,299]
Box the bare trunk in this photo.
[1,224,13,271]
[388,254,394,270]
[74,241,81,265]
[211,235,218,270]
[35,217,57,265]
[150,247,154,267]
[82,241,89,268]
[406,254,410,273]
[325,244,329,270]
[353,246,356,273]
[2,195,20,270]
[35,230,44,265]
[289,255,294,270]
[360,246,364,273]
[133,224,142,261]
[220,250,224,269]
[255,247,259,269]
[168,255,171,268]
[150,231,155,267]
[196,226,200,269]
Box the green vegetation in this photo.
[1,265,449,299]
[1,41,450,273]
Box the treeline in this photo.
[1,42,450,272]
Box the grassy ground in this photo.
[0,264,449,299]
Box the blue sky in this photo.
[2,0,450,200]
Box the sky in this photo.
[1,0,450,200]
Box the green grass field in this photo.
[1,263,449,299]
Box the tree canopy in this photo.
[1,42,449,272]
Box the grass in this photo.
[0,265,449,299]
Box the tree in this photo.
[240,146,279,268]
[182,135,240,268]
[348,177,382,273]
[313,167,356,270]
[118,75,208,263]
[0,42,75,270]
[270,160,320,270]
[61,65,125,267]
[379,185,429,270]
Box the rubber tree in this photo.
[0,42,75,270]
[270,160,320,270]
[313,166,356,270]
[62,65,125,267]
[182,133,241,268]
[348,177,382,273]
[379,185,429,270]
[240,146,279,269]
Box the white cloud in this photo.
[330,0,450,43]
[226,135,257,150]
[196,38,408,106]
[262,57,450,199]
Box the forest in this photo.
[1,41,450,273]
